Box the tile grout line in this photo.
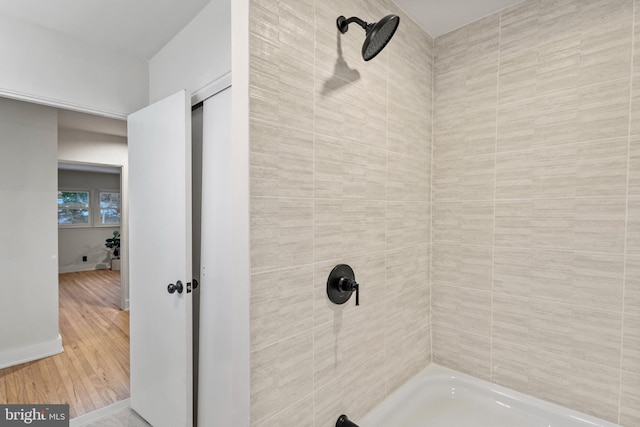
[257,392,315,427]
[432,73,631,135]
[433,281,625,313]
[430,35,435,365]
[252,242,434,277]
[436,195,629,202]
[312,1,317,424]
[383,33,390,397]
[618,0,636,423]
[250,194,627,203]
[250,327,316,362]
[490,12,503,383]
[428,241,624,255]
[432,322,628,376]
[434,135,631,163]
[478,74,630,110]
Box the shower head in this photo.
[337,14,400,61]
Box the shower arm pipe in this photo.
[337,16,372,34]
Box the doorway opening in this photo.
[58,162,128,418]
[0,107,131,420]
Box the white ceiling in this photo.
[394,0,524,37]
[2,1,523,139]
[0,0,523,61]
[0,0,211,60]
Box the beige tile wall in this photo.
[432,0,639,424]
[250,0,640,424]
[248,0,433,425]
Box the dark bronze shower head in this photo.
[337,14,400,61]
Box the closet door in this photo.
[128,90,193,427]
[198,87,234,426]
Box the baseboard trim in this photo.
[58,266,111,274]
[70,399,131,426]
[0,334,63,369]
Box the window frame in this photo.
[57,188,92,228]
[95,189,121,227]
[57,188,121,228]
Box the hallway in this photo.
[0,269,129,419]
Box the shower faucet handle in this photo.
[338,277,359,306]
[338,276,356,291]
[355,282,359,306]
[327,264,360,306]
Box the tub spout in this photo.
[336,414,360,427]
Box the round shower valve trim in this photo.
[327,264,360,306]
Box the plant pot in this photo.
[111,258,121,271]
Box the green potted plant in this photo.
[105,231,121,270]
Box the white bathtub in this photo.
[359,365,621,427]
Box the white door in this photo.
[128,90,193,427]
[198,87,233,426]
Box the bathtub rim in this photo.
[358,363,621,427]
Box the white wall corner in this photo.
[149,0,232,104]
[230,0,251,424]
[0,334,63,370]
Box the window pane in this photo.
[99,192,120,224]
[58,208,89,225]
[100,192,120,209]
[101,208,121,224]
[58,191,89,208]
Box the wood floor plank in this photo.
[3,367,17,403]
[51,351,86,419]
[6,365,28,403]
[24,362,49,405]
[44,356,72,407]
[64,319,118,409]
[0,369,7,403]
[0,269,129,418]
[36,358,61,404]
[60,341,99,414]
[74,318,129,401]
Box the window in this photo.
[99,191,121,225]
[58,190,121,227]
[58,191,90,226]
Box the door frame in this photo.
[57,160,128,310]
[9,62,251,425]
[190,71,250,426]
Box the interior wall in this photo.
[0,14,148,117]
[149,0,231,103]
[0,97,62,368]
[57,169,121,273]
[248,0,433,425]
[431,0,639,425]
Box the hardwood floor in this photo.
[0,270,129,419]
